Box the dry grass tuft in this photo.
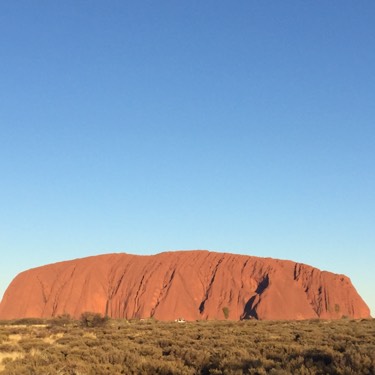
[7,334,21,343]
[0,352,24,372]
[43,332,64,344]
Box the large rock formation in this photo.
[0,251,371,320]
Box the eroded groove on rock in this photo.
[199,256,224,314]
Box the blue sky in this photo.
[1,1,374,315]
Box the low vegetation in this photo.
[0,315,373,374]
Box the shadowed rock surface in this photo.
[0,250,371,320]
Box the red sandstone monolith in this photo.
[0,251,371,320]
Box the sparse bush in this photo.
[11,318,46,325]
[80,312,108,328]
[49,313,73,327]
[222,306,230,319]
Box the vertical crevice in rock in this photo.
[241,274,269,320]
[199,257,224,314]
[51,266,76,317]
[37,276,48,305]
[294,263,301,281]
[150,269,176,317]
[106,265,131,317]
[240,259,249,289]
[133,275,145,316]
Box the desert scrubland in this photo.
[0,315,373,374]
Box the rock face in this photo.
[0,251,371,320]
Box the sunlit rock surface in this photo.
[0,250,371,320]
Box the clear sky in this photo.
[1,1,374,316]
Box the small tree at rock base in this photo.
[80,312,108,328]
[222,306,230,319]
